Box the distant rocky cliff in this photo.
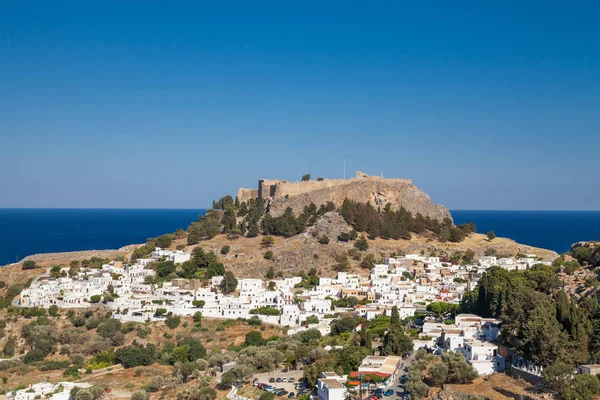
[238,171,452,222]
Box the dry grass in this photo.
[441,374,543,400]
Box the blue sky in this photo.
[1,1,598,210]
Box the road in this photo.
[391,351,416,400]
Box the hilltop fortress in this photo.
[237,171,452,221]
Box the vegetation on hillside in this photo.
[340,199,476,242]
[460,263,600,399]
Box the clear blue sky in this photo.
[1,1,598,210]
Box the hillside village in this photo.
[18,246,550,334]
[14,247,554,390]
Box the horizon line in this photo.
[0,207,599,212]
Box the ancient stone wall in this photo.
[242,173,449,222]
[271,177,413,199]
[268,178,451,222]
[236,188,259,203]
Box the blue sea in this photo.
[452,210,600,254]
[1,209,599,266]
[0,209,205,266]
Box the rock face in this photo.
[239,171,452,222]
[307,211,352,241]
[269,177,451,221]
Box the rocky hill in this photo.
[239,171,452,221]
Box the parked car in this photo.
[384,389,395,397]
[276,378,283,383]
[253,378,259,386]
[288,392,295,398]
[269,378,276,383]
[289,378,295,383]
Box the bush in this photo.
[249,307,281,316]
[114,345,156,368]
[244,331,264,346]
[192,300,205,308]
[75,389,93,400]
[261,236,275,248]
[147,375,164,392]
[89,295,102,304]
[131,391,147,400]
[354,235,369,251]
[317,235,330,245]
[165,315,181,329]
[23,348,47,363]
[221,245,231,255]
[264,251,274,260]
[22,260,38,270]
[193,311,202,324]
[48,305,59,317]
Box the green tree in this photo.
[333,254,350,272]
[48,305,59,317]
[75,390,93,400]
[220,245,230,255]
[192,299,205,308]
[244,331,264,346]
[193,311,203,324]
[360,254,376,269]
[564,374,600,400]
[301,174,311,181]
[263,251,274,260]
[265,266,275,279]
[50,265,62,278]
[383,306,413,356]
[354,235,369,251]
[220,271,238,294]
[487,230,496,241]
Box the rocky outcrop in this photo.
[306,211,352,242]
[266,177,451,222]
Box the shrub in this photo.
[114,345,155,368]
[354,235,369,251]
[147,375,164,392]
[22,261,38,270]
[165,316,181,329]
[48,305,59,317]
[318,235,330,245]
[192,300,205,308]
[220,245,230,255]
[249,307,281,316]
[261,236,275,248]
[23,348,47,363]
[89,295,102,304]
[131,391,147,400]
[264,251,274,260]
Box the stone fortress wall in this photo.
[257,171,413,200]
[235,171,450,222]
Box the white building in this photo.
[317,372,347,400]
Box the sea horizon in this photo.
[1,208,599,266]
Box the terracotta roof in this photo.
[349,372,391,379]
